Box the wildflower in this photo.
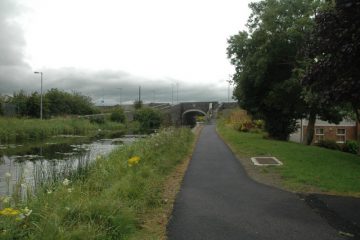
[0,208,20,216]
[2,196,11,203]
[67,188,73,193]
[5,172,11,178]
[47,189,52,194]
[127,156,141,167]
[62,178,70,186]
[16,214,25,221]
[23,207,32,217]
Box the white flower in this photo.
[47,189,52,194]
[5,172,11,178]
[62,178,70,186]
[23,207,32,217]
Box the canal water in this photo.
[0,136,135,196]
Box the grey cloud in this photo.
[0,0,230,104]
[0,0,31,95]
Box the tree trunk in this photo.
[355,108,360,155]
[306,111,316,145]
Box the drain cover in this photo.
[251,157,283,166]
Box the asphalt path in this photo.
[167,124,342,240]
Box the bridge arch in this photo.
[181,109,207,126]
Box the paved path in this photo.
[167,124,341,240]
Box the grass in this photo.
[0,127,194,239]
[0,117,125,144]
[217,119,360,196]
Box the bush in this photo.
[316,140,341,151]
[110,108,125,123]
[134,108,162,134]
[342,140,359,154]
[89,115,105,124]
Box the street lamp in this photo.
[34,71,43,120]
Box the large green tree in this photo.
[227,0,322,140]
[303,0,360,150]
[303,0,360,117]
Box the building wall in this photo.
[289,118,358,144]
[302,125,357,144]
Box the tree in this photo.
[134,100,143,110]
[133,108,162,134]
[303,0,360,151]
[227,0,322,140]
[110,107,126,123]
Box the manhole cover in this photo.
[251,157,283,166]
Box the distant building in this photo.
[290,119,359,144]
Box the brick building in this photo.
[289,119,359,144]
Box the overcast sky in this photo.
[0,0,253,105]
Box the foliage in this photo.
[226,109,264,133]
[316,140,341,151]
[227,0,322,140]
[301,1,360,146]
[88,115,105,124]
[133,108,162,134]
[0,117,127,144]
[9,88,98,118]
[110,107,126,123]
[0,128,194,239]
[134,100,143,110]
[342,141,359,155]
[195,115,205,122]
[217,119,360,195]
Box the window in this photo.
[336,128,346,143]
[315,128,324,143]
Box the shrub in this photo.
[316,140,341,151]
[89,115,105,124]
[342,140,359,154]
[110,108,126,123]
[133,108,162,134]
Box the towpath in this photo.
[167,123,341,240]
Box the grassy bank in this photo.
[0,117,123,144]
[217,120,360,196]
[0,127,194,239]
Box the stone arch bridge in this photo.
[167,102,219,126]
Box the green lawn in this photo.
[217,120,360,196]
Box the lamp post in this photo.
[34,71,43,120]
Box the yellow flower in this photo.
[0,208,20,216]
[127,156,140,167]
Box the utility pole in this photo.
[171,84,174,105]
[226,75,233,103]
[117,88,122,105]
[34,71,43,120]
[176,82,179,104]
[138,86,141,102]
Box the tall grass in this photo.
[0,117,123,144]
[0,127,194,239]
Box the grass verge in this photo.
[217,119,360,196]
[0,127,194,239]
[0,117,124,144]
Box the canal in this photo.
[0,136,136,196]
